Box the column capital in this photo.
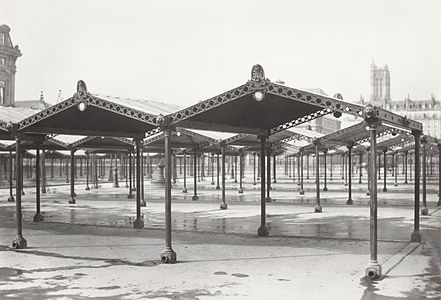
[412,129,422,138]
[420,135,428,145]
[363,104,381,128]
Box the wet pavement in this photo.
[0,177,440,299]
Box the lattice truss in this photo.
[17,93,159,132]
[167,78,365,133]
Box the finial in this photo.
[251,64,265,81]
[40,91,44,101]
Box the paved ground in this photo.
[0,177,440,299]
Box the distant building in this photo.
[0,25,21,106]
[356,63,441,138]
[0,24,51,110]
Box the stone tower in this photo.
[0,25,21,106]
[369,62,391,108]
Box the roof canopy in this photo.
[166,65,422,136]
[16,81,180,139]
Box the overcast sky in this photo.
[2,0,440,106]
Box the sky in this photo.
[2,0,441,106]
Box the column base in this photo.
[113,183,120,188]
[344,183,348,186]
[220,202,228,210]
[66,179,69,183]
[68,197,76,204]
[323,187,328,192]
[127,193,134,199]
[299,190,305,195]
[160,248,177,264]
[192,195,199,201]
[405,181,408,184]
[421,206,429,215]
[182,188,188,193]
[257,224,269,237]
[12,235,27,249]
[273,180,277,184]
[366,191,370,196]
[365,261,382,279]
[411,231,421,242]
[72,192,77,197]
[358,181,362,184]
[216,186,220,190]
[314,205,322,213]
[33,213,44,222]
[85,186,90,191]
[132,188,137,191]
[22,190,25,196]
[265,197,272,203]
[394,183,398,187]
[234,180,238,183]
[7,195,14,202]
[133,218,144,229]
[238,188,243,194]
[211,181,215,185]
[140,200,146,207]
[346,199,353,205]
[382,187,387,192]
[253,182,256,185]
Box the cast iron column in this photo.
[365,110,382,279]
[220,144,227,209]
[306,154,310,179]
[421,136,428,215]
[404,151,408,184]
[8,150,14,202]
[394,152,398,187]
[299,151,304,194]
[211,153,215,185]
[273,154,277,183]
[159,126,177,263]
[192,150,198,200]
[359,152,363,183]
[347,146,353,205]
[382,150,387,192]
[257,135,268,236]
[323,149,328,192]
[41,150,46,194]
[140,149,146,207]
[12,136,26,249]
[234,154,238,183]
[182,150,187,193]
[133,139,144,229]
[253,152,257,185]
[330,154,333,181]
[69,150,76,204]
[238,150,243,193]
[128,151,134,199]
[33,145,43,222]
[216,152,220,190]
[314,141,322,212]
[266,148,272,202]
[344,152,348,186]
[85,153,90,190]
[438,144,441,206]
[411,130,422,242]
[113,154,120,188]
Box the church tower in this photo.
[0,25,21,106]
[369,62,391,108]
